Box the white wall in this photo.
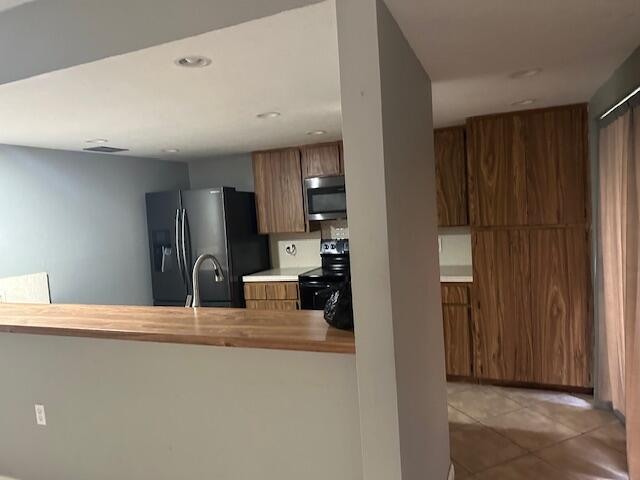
[337,0,449,478]
[0,333,362,480]
[438,228,472,266]
[0,145,189,305]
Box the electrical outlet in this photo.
[34,404,47,426]
[284,243,297,256]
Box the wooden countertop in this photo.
[0,304,355,354]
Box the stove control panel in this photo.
[320,239,349,255]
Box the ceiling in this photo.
[0,1,341,160]
[0,0,639,159]
[385,0,640,127]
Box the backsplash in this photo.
[438,227,472,266]
[320,219,349,240]
[269,232,322,268]
[269,220,350,269]
[0,272,51,304]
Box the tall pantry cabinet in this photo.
[467,104,592,388]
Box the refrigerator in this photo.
[145,187,269,307]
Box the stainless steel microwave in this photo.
[304,175,347,221]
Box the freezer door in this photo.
[181,188,231,303]
[145,191,188,303]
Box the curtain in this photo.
[599,103,639,477]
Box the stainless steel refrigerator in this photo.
[145,187,269,307]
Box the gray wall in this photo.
[589,45,640,405]
[337,0,449,478]
[188,153,254,191]
[0,145,189,305]
[0,333,362,480]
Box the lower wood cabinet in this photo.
[442,284,473,378]
[244,282,300,311]
[471,227,592,388]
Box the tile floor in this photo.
[448,382,629,479]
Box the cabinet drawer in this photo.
[246,300,299,311]
[244,282,299,301]
[441,284,470,305]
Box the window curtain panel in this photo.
[599,103,639,477]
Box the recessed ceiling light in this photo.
[174,55,212,68]
[511,99,536,106]
[163,148,180,153]
[510,68,542,79]
[86,138,108,144]
[307,130,327,136]
[256,111,281,119]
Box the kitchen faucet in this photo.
[190,254,225,308]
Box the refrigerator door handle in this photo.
[181,208,192,292]
[175,209,186,285]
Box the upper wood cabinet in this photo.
[252,149,306,234]
[435,127,468,226]
[467,104,588,227]
[467,114,528,227]
[525,105,588,225]
[300,141,343,178]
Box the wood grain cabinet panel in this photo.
[300,142,342,178]
[529,227,592,387]
[244,282,300,311]
[467,115,528,226]
[265,282,299,300]
[246,300,299,311]
[443,305,473,377]
[252,149,306,234]
[435,127,468,226]
[471,229,534,383]
[525,105,588,225]
[441,284,470,305]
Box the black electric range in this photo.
[298,239,350,310]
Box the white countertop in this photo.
[242,267,319,283]
[245,265,472,283]
[440,265,473,283]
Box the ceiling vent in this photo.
[83,146,129,153]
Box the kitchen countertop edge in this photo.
[0,304,355,354]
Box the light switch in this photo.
[34,404,47,426]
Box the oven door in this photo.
[304,175,347,221]
[299,279,336,311]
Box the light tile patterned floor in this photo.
[448,382,629,479]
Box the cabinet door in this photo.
[300,142,342,178]
[467,115,527,226]
[443,305,473,377]
[435,127,468,226]
[472,229,534,382]
[252,149,305,234]
[525,105,588,225]
[529,227,592,387]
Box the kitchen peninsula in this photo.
[0,304,361,480]
[0,304,355,353]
